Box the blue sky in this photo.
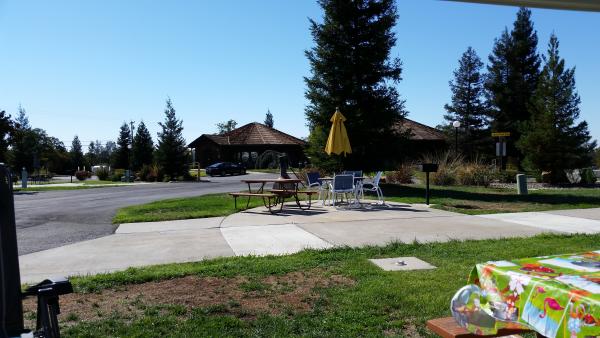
[0,0,598,150]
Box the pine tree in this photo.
[156,98,187,179]
[517,34,596,183]
[264,109,274,128]
[70,135,84,170]
[113,122,131,169]
[86,141,97,168]
[486,7,540,162]
[0,110,14,163]
[132,121,154,170]
[443,47,489,157]
[11,106,37,172]
[304,0,407,171]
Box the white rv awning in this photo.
[445,0,600,12]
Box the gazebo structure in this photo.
[394,118,447,159]
[188,122,307,169]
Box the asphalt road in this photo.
[14,172,276,255]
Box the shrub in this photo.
[96,167,110,181]
[492,170,519,183]
[421,151,463,186]
[580,168,597,185]
[111,169,125,182]
[75,171,89,181]
[456,163,492,187]
[386,165,414,184]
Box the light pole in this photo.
[452,120,461,154]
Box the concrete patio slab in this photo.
[478,212,600,234]
[220,223,333,256]
[298,214,549,247]
[116,217,224,234]
[544,208,600,221]
[220,202,458,228]
[19,228,234,284]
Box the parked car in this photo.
[205,162,246,176]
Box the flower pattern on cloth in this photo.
[507,271,531,296]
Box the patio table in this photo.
[237,178,313,213]
[450,250,600,338]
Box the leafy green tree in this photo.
[113,122,131,169]
[517,34,596,183]
[443,47,489,157]
[485,7,540,162]
[70,135,85,170]
[132,121,154,170]
[0,110,14,163]
[216,119,237,134]
[156,98,187,179]
[264,109,274,128]
[304,0,407,171]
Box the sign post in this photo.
[492,132,510,170]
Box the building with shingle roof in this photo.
[188,122,307,168]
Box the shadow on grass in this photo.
[381,184,600,206]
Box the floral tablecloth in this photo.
[451,250,600,338]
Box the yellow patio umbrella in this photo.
[325,108,352,156]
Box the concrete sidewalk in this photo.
[18,203,600,284]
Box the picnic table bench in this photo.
[230,178,317,213]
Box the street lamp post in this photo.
[452,120,461,154]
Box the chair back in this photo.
[333,174,354,191]
[342,170,362,178]
[306,172,320,186]
[373,171,383,186]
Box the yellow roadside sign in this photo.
[492,132,511,137]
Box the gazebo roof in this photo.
[189,122,306,148]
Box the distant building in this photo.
[188,119,444,169]
[394,118,447,158]
[188,122,307,168]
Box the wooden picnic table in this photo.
[230,178,317,213]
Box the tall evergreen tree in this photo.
[517,34,596,183]
[132,121,154,170]
[86,141,97,168]
[485,7,540,162]
[70,135,84,170]
[304,0,407,171]
[11,106,37,172]
[113,122,131,169]
[264,109,274,128]
[156,98,187,179]
[0,110,14,163]
[443,47,489,157]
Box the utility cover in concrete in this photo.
[369,256,436,271]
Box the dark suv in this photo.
[205,162,246,176]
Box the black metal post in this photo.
[454,127,458,154]
[425,172,430,205]
[0,165,25,336]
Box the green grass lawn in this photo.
[34,233,599,337]
[381,183,600,214]
[14,180,135,192]
[113,193,266,224]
